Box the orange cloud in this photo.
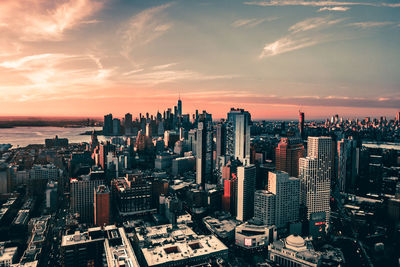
[0,0,105,41]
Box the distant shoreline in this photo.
[0,123,99,128]
[80,130,103,135]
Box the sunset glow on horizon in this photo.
[1,0,399,120]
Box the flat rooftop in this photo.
[61,225,115,246]
[203,216,239,238]
[136,224,228,266]
[104,227,140,267]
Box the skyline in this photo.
[0,0,400,119]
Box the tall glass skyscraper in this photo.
[299,137,333,224]
[226,108,251,164]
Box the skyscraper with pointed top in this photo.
[177,96,182,117]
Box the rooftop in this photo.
[0,244,17,262]
[104,227,140,267]
[203,216,240,239]
[269,235,320,264]
[61,226,112,246]
[136,224,228,266]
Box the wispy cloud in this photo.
[232,17,277,28]
[183,93,400,109]
[348,21,397,28]
[289,17,344,32]
[0,53,113,101]
[122,69,238,86]
[120,3,173,59]
[260,16,344,58]
[243,1,400,8]
[0,0,105,41]
[260,37,319,57]
[318,6,350,12]
[381,3,400,7]
[122,69,144,76]
[152,63,179,70]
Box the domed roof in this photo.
[285,235,305,248]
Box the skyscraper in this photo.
[196,112,213,187]
[336,139,347,192]
[112,175,154,218]
[103,114,113,136]
[299,111,305,139]
[94,185,110,226]
[226,108,251,163]
[145,122,152,138]
[177,97,182,117]
[112,118,121,136]
[275,137,305,178]
[299,137,333,224]
[267,171,300,228]
[215,122,226,159]
[345,137,359,193]
[236,164,256,222]
[70,175,104,224]
[222,174,237,216]
[254,190,276,226]
[124,113,133,135]
[254,171,300,228]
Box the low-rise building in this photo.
[171,156,195,176]
[203,216,240,241]
[134,224,228,267]
[103,227,140,267]
[268,235,321,267]
[235,223,277,250]
[19,215,51,266]
[61,225,139,267]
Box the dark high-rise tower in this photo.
[299,111,305,139]
[196,111,213,187]
[124,113,133,135]
[103,114,113,136]
[177,97,182,117]
[216,122,226,159]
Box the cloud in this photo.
[122,69,237,85]
[289,17,344,32]
[120,3,173,59]
[152,63,178,70]
[0,0,105,41]
[243,1,400,8]
[122,69,144,76]
[381,3,400,7]
[260,16,344,58]
[260,37,319,57]
[184,93,400,109]
[232,17,278,28]
[233,18,263,28]
[348,21,396,28]
[0,53,113,101]
[318,6,350,12]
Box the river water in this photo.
[0,126,107,148]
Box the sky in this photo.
[0,0,399,120]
